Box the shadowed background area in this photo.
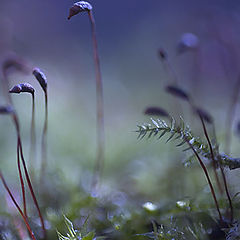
[0,0,240,238]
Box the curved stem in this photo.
[18,138,46,238]
[186,139,222,222]
[13,113,47,238]
[199,115,223,194]
[220,165,233,222]
[1,63,46,238]
[199,115,233,221]
[88,11,105,190]
[40,91,48,183]
[29,93,36,180]
[0,171,36,240]
[17,137,27,219]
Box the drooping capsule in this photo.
[9,84,22,94]
[68,1,93,20]
[9,83,35,95]
[144,107,169,118]
[32,68,47,93]
[165,85,190,101]
[19,83,35,95]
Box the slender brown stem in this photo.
[40,91,48,183]
[199,115,223,194]
[1,61,46,237]
[29,93,36,180]
[199,115,233,221]
[186,139,222,222]
[18,136,46,238]
[0,171,36,240]
[17,138,27,219]
[12,113,28,219]
[188,100,223,198]
[12,113,47,238]
[219,165,233,222]
[225,76,240,154]
[88,11,105,190]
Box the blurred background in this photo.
[1,0,240,232]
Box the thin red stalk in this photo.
[11,112,28,220]
[17,137,27,219]
[186,139,222,222]
[225,76,240,154]
[18,138,46,238]
[40,91,48,183]
[29,93,36,180]
[199,115,233,221]
[199,116,223,195]
[12,114,47,238]
[0,171,36,240]
[88,11,105,190]
[1,63,45,237]
[219,165,233,222]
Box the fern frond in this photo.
[137,117,203,150]
[136,117,240,170]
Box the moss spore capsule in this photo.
[32,68,47,92]
[68,1,93,20]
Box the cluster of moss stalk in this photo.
[0,1,105,239]
[0,56,47,239]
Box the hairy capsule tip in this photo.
[68,1,93,20]
[9,85,22,94]
[19,83,35,94]
[144,107,169,117]
[32,68,47,92]
[165,85,190,101]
